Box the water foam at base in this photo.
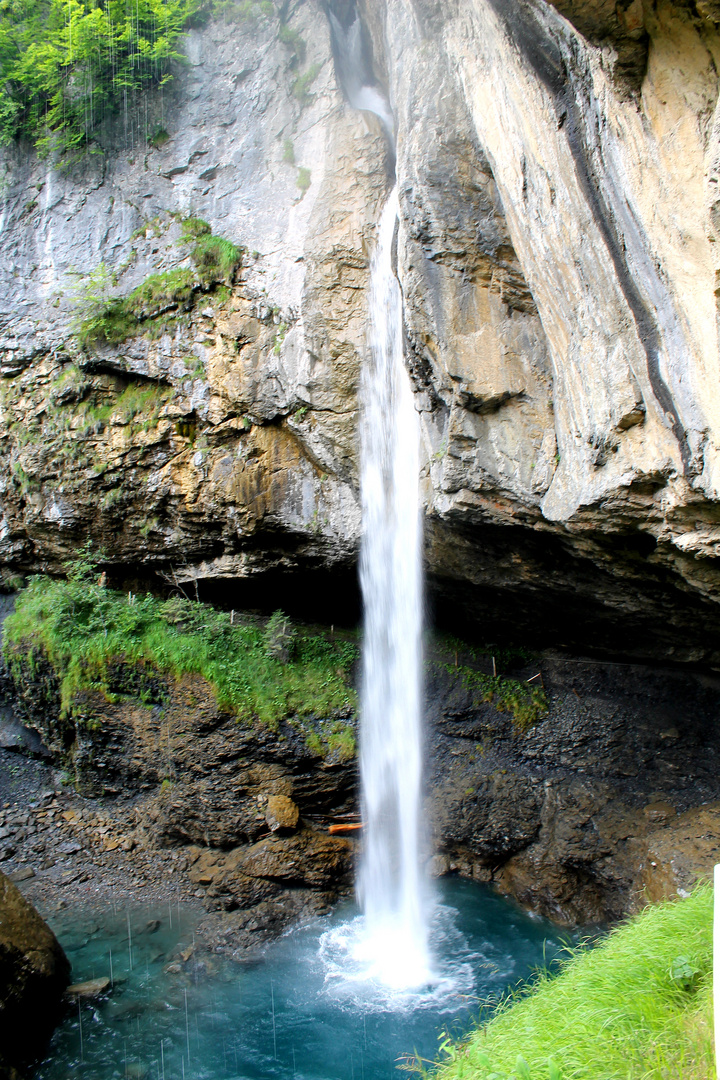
[317,901,480,1013]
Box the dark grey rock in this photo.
[0,870,70,1076]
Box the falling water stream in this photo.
[327,11,395,136]
[30,185,576,1080]
[355,186,430,989]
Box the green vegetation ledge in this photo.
[3,555,358,763]
[424,885,713,1080]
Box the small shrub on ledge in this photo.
[74,224,242,348]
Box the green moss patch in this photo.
[179,216,212,240]
[296,167,311,193]
[72,379,173,433]
[77,268,195,348]
[76,221,242,348]
[292,63,321,105]
[190,235,242,286]
[213,0,273,25]
[434,637,548,731]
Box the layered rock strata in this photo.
[372,0,720,661]
[6,661,357,946]
[0,6,382,591]
[5,636,720,927]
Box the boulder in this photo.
[265,795,300,833]
[0,870,70,1077]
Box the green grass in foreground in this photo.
[425,885,713,1080]
[3,555,358,750]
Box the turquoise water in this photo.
[35,878,570,1080]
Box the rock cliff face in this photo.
[5,654,358,948]
[425,651,720,923]
[1,0,720,661]
[0,2,714,650]
[4,635,719,927]
[2,0,720,929]
[0,7,380,598]
[371,0,720,661]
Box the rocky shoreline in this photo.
[0,740,359,965]
[0,747,199,908]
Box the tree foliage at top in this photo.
[0,0,310,157]
[0,0,204,156]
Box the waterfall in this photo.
[327,10,394,136]
[356,186,430,989]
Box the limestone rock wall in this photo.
[371,0,720,661]
[0,5,381,585]
[1,0,720,659]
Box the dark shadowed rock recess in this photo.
[0,0,720,937]
[0,870,70,1079]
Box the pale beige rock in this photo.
[65,977,111,998]
[265,795,300,833]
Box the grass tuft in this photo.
[77,268,195,347]
[76,220,241,347]
[448,663,548,731]
[126,269,195,318]
[292,63,321,105]
[434,636,547,731]
[150,127,170,149]
[180,216,212,239]
[190,235,242,285]
[423,885,714,1080]
[278,23,306,62]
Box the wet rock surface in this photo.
[1,0,720,998]
[0,742,356,962]
[0,653,359,961]
[0,867,70,1078]
[426,652,720,923]
[0,749,200,907]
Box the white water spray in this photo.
[356,186,430,989]
[327,11,394,136]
